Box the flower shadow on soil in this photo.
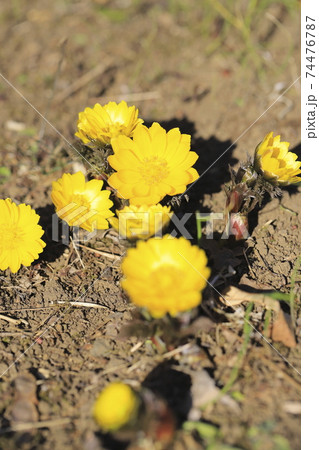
[142,360,192,423]
[36,203,68,264]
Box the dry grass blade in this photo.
[1,418,71,433]
[56,300,108,309]
[76,243,121,260]
[0,314,29,326]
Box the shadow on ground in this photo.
[36,203,68,264]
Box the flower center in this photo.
[139,157,169,185]
[106,122,125,136]
[151,265,183,292]
[0,223,22,250]
[73,194,90,208]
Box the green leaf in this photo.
[183,421,218,439]
[0,167,11,182]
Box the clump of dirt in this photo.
[246,191,301,291]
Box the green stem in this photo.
[220,302,253,395]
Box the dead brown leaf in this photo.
[271,309,296,348]
[219,285,280,311]
[219,286,296,347]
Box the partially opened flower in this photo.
[93,382,139,431]
[121,235,210,318]
[109,204,172,240]
[254,132,301,186]
[51,172,114,232]
[107,122,199,205]
[0,199,46,273]
[75,101,143,146]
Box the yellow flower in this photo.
[121,235,210,318]
[51,172,114,232]
[0,199,46,273]
[109,204,172,240]
[75,101,143,146]
[93,382,139,431]
[107,122,199,205]
[254,132,301,186]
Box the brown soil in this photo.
[0,1,300,449]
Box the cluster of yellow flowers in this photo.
[0,100,301,322]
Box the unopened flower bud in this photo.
[254,132,301,186]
